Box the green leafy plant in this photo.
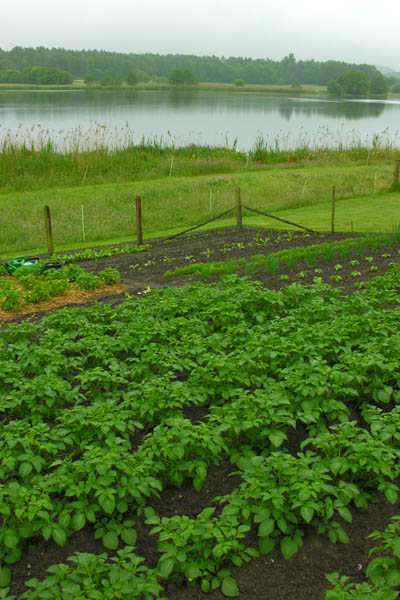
[18,547,166,599]
[75,271,101,290]
[98,267,121,285]
[52,244,149,264]
[323,516,400,599]
[146,508,257,596]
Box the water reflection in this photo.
[0,89,399,150]
[276,98,386,120]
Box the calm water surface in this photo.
[0,89,399,151]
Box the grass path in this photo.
[241,192,400,234]
[0,162,397,256]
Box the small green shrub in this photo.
[64,264,85,282]
[25,282,54,303]
[98,267,121,285]
[75,272,100,290]
[1,287,22,311]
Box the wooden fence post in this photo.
[236,188,242,231]
[394,159,400,186]
[135,196,143,246]
[331,186,335,235]
[43,205,54,256]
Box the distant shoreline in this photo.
[1,82,399,99]
[0,81,325,94]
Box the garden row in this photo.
[51,243,149,264]
[164,230,400,281]
[0,269,400,597]
[0,264,121,312]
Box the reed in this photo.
[1,124,399,193]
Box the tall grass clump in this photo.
[250,126,400,166]
[0,123,250,192]
[1,123,399,193]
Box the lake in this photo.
[0,88,399,151]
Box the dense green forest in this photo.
[0,46,387,86]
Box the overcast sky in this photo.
[1,0,399,71]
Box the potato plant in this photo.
[0,265,121,312]
[1,267,400,596]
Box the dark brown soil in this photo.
[6,226,400,599]
[6,225,399,326]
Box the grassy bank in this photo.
[0,81,325,94]
[1,135,398,193]
[1,162,398,257]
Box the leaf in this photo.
[377,387,392,403]
[277,517,287,533]
[4,547,22,565]
[300,506,314,523]
[19,462,33,478]
[269,431,285,448]
[145,515,160,525]
[96,463,108,475]
[116,500,129,514]
[185,564,201,581]
[231,555,242,567]
[386,570,400,587]
[337,506,352,523]
[102,497,115,515]
[58,513,71,529]
[221,576,239,598]
[19,522,34,539]
[121,528,137,545]
[328,529,338,544]
[381,592,399,600]
[52,527,67,547]
[336,527,349,544]
[212,544,224,558]
[392,539,400,558]
[0,567,11,588]
[158,557,175,578]
[280,536,298,560]
[71,513,86,531]
[258,536,275,554]
[193,477,203,492]
[384,487,398,505]
[42,525,52,541]
[221,505,239,517]
[4,530,19,549]
[258,518,275,537]
[201,579,211,593]
[102,531,119,550]
[253,508,270,523]
[329,459,343,475]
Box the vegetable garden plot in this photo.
[1,270,400,599]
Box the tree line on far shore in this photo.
[0,47,399,95]
[327,70,395,97]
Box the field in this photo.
[1,226,400,599]
[1,160,399,257]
